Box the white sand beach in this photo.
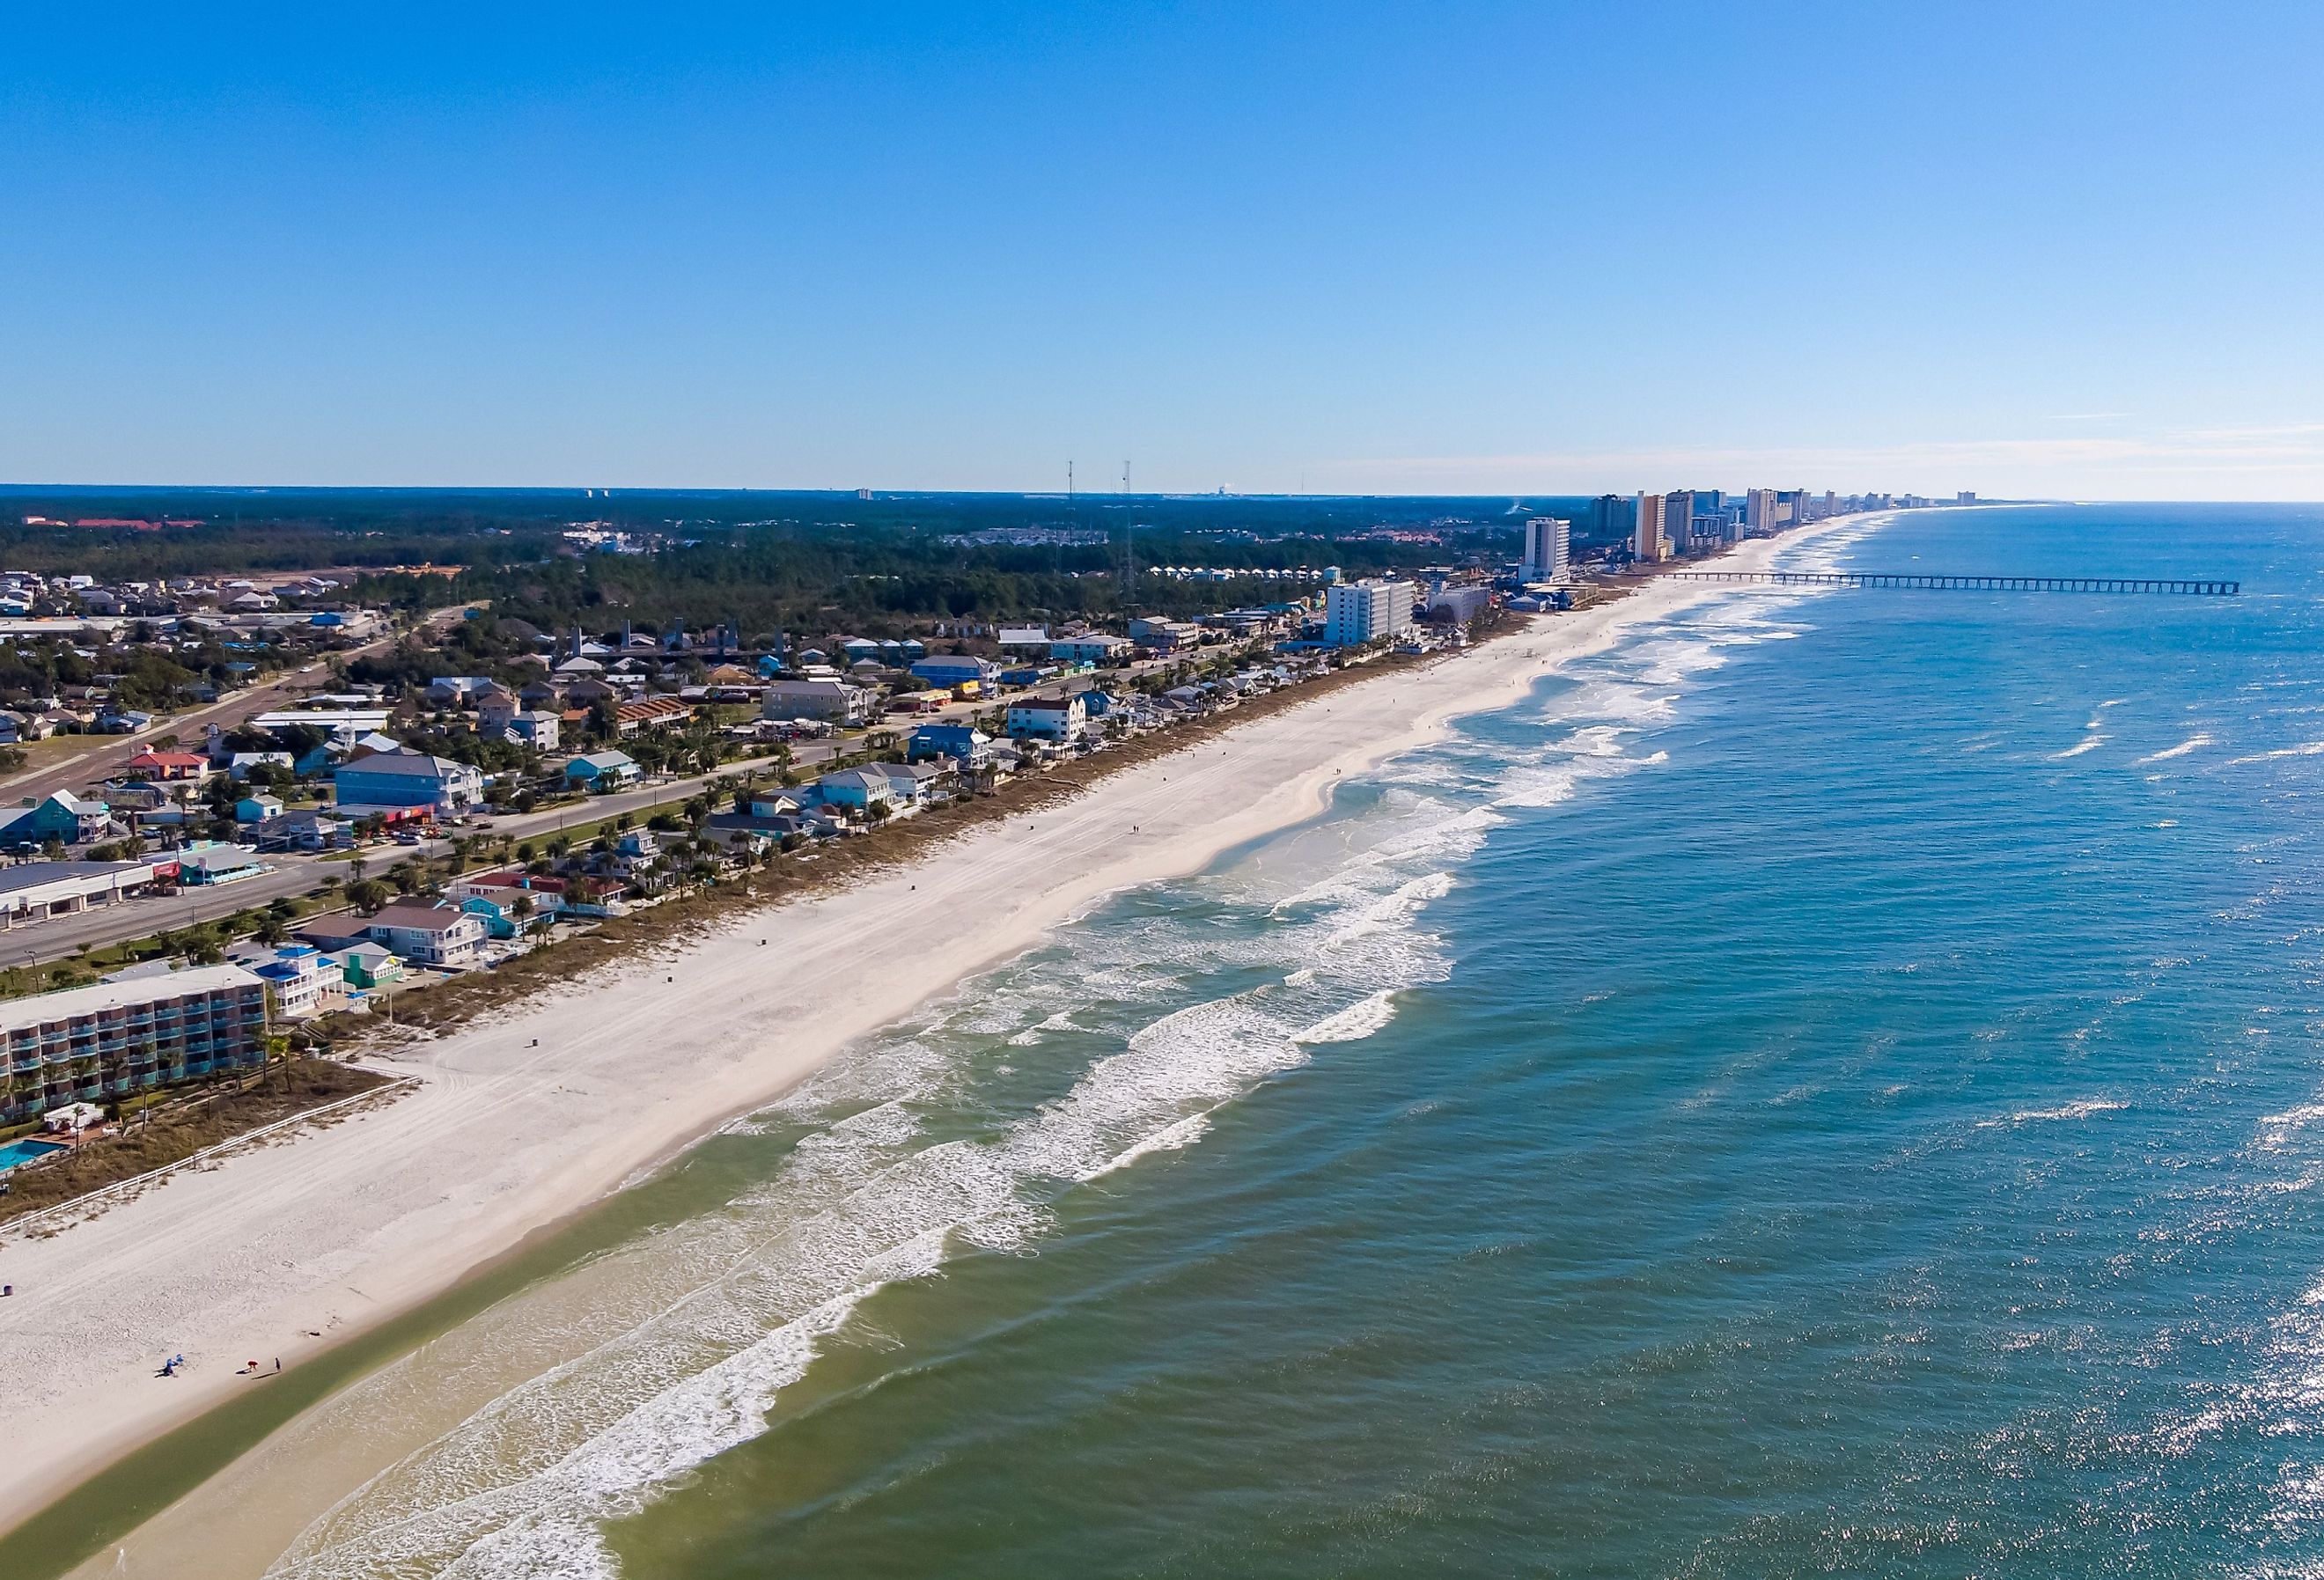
[0,518,1863,1542]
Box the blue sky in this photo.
[3,4,2319,497]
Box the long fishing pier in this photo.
[1667,571,2239,595]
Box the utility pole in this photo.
[1122,459,1136,613]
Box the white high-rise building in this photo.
[1521,516,1571,583]
[1324,579,1416,646]
[1746,489,1780,535]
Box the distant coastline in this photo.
[0,511,1886,1573]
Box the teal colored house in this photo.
[335,943,403,989]
[458,893,546,939]
[564,750,642,791]
[0,790,111,848]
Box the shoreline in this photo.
[0,512,1878,1560]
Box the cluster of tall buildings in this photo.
[1621,488,1970,563]
[1512,486,1979,586]
[1629,488,1781,562]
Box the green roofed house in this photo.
[334,943,403,990]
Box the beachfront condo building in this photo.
[1324,579,1417,647]
[1521,517,1571,583]
[0,963,269,1124]
[1633,493,1668,562]
[1663,490,1696,555]
[1747,488,1782,534]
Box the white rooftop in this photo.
[0,963,265,1034]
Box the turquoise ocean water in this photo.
[272,503,2324,1578]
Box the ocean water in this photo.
[262,503,2324,1578]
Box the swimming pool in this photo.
[0,1138,64,1173]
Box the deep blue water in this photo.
[274,504,2324,1578]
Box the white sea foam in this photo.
[1077,1112,1213,1181]
[2256,1104,2324,1154]
[2139,732,2214,763]
[2050,735,2106,760]
[1004,1010,1081,1047]
[1297,990,1399,1045]
[268,536,1852,1577]
[272,779,1466,1580]
[1977,1098,2128,1128]
[2231,740,2324,764]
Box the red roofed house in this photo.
[121,750,212,783]
[613,695,694,737]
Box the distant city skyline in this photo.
[4,4,2319,498]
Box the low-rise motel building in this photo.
[0,962,269,1124]
[0,857,171,928]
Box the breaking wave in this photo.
[265,548,1850,1579]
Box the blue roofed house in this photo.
[334,749,485,812]
[252,944,329,1018]
[565,750,643,791]
[908,654,998,691]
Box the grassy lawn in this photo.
[0,735,103,779]
[0,889,346,1004]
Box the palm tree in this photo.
[129,1041,157,1118]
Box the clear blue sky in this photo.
[4,4,2319,498]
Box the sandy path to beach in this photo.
[0,519,1857,1540]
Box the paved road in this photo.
[0,739,842,970]
[0,604,478,805]
[0,650,1199,969]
